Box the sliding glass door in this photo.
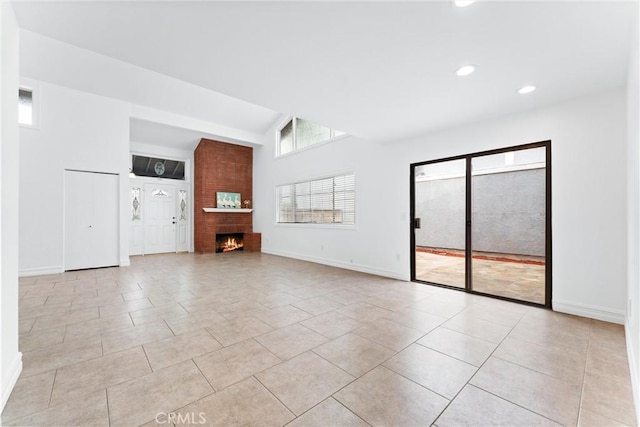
[410,141,551,307]
[413,159,466,288]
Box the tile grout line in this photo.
[202,327,223,347]
[332,397,373,427]
[192,358,217,393]
[413,340,485,367]
[252,337,286,363]
[127,311,136,330]
[105,387,112,427]
[428,306,529,425]
[313,344,399,396]
[576,319,594,425]
[140,344,154,372]
[464,384,562,425]
[311,317,489,425]
[177,301,190,314]
[252,374,298,420]
[350,327,428,354]
[61,324,69,344]
[11,254,634,426]
[47,369,58,408]
[466,312,585,425]
[163,318,177,336]
[489,352,584,386]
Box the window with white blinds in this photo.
[277,173,355,225]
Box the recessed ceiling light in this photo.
[456,65,476,77]
[454,0,476,7]
[518,85,537,94]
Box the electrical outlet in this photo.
[396,253,400,261]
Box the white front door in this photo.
[65,170,119,270]
[144,183,177,254]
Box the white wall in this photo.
[19,80,130,274]
[19,30,275,144]
[16,30,273,274]
[17,79,259,274]
[626,4,640,421]
[255,87,628,323]
[255,134,410,280]
[18,81,249,273]
[1,2,22,410]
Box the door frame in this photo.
[410,140,552,308]
[129,177,192,256]
[63,169,120,271]
[143,181,178,255]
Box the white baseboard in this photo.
[261,247,410,281]
[119,257,131,267]
[18,266,63,277]
[553,299,625,324]
[1,352,23,411]
[626,317,640,426]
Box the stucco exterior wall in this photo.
[415,168,545,256]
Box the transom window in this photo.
[277,173,355,225]
[18,88,34,126]
[278,117,345,156]
[130,155,185,180]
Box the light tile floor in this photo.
[2,252,636,426]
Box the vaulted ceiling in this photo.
[12,1,637,142]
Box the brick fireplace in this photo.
[194,139,261,253]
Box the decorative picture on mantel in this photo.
[217,192,241,208]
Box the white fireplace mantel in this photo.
[202,208,253,213]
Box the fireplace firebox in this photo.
[216,233,244,253]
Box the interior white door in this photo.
[144,183,176,254]
[65,170,119,270]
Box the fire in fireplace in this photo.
[216,233,244,253]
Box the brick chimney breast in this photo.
[194,139,259,253]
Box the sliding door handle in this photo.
[414,218,421,229]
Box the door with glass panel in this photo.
[412,159,467,288]
[411,141,551,307]
[470,146,548,304]
[130,183,190,255]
